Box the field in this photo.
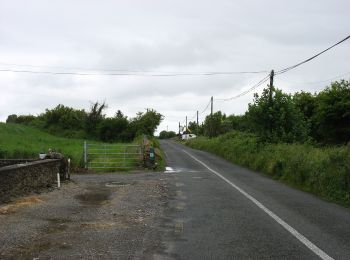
[185,131,350,207]
[0,123,125,168]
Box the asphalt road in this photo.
[159,140,350,260]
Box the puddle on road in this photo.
[45,218,71,234]
[75,189,111,205]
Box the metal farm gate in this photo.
[84,141,143,170]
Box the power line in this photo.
[199,99,212,114]
[214,35,350,102]
[215,74,270,101]
[279,71,350,85]
[0,67,269,77]
[167,35,350,127]
[0,62,149,73]
[1,35,348,79]
[189,112,197,121]
[275,35,350,75]
[0,69,138,76]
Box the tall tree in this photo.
[313,80,350,144]
[246,87,309,143]
[85,102,107,138]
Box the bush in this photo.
[313,80,350,144]
[246,87,309,143]
[159,130,177,139]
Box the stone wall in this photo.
[0,159,36,168]
[0,159,65,203]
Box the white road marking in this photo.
[182,149,333,260]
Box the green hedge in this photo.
[185,131,350,207]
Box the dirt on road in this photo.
[0,172,174,259]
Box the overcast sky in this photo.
[0,0,349,134]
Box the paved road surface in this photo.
[159,140,350,259]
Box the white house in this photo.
[181,134,197,140]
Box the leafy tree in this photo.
[129,109,163,137]
[85,102,107,138]
[246,87,309,143]
[6,114,18,123]
[14,115,37,125]
[98,110,129,142]
[42,104,86,131]
[5,103,164,142]
[313,80,350,144]
[293,91,316,120]
[188,121,199,134]
[159,130,176,139]
[203,111,224,137]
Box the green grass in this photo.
[152,138,166,171]
[134,135,166,171]
[185,131,350,207]
[0,123,136,170]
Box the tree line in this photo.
[6,102,163,142]
[186,80,349,145]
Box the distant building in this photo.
[181,134,197,140]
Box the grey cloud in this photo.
[0,0,349,134]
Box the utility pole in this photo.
[178,122,180,135]
[196,110,199,135]
[269,70,274,103]
[269,70,275,134]
[185,116,187,131]
[209,96,214,137]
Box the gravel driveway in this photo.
[0,172,172,259]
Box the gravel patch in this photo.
[0,172,171,259]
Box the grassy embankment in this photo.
[0,123,137,170]
[185,131,350,207]
[133,135,166,171]
[152,138,166,171]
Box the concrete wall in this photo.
[0,159,63,203]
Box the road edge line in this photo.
[182,149,333,260]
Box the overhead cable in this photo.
[275,35,350,75]
[280,71,350,85]
[0,68,268,77]
[199,99,212,114]
[0,62,148,73]
[189,112,197,121]
[215,74,270,101]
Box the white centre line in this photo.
[182,149,333,260]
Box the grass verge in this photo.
[185,131,350,207]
